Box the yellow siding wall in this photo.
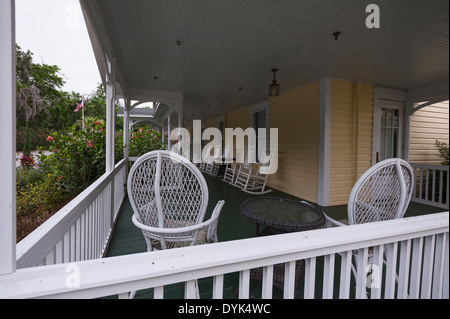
[269,82,321,203]
[205,117,218,129]
[329,80,374,205]
[226,106,250,130]
[225,106,250,157]
[200,79,375,206]
[409,100,449,165]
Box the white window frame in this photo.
[249,101,270,162]
[372,87,407,164]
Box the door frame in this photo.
[372,87,407,165]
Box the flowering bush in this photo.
[19,154,35,167]
[37,119,123,193]
[128,128,165,157]
[16,171,70,217]
[17,121,165,218]
[16,125,54,152]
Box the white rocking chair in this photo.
[234,146,275,194]
[204,145,222,176]
[324,158,414,297]
[222,146,243,184]
[127,150,225,298]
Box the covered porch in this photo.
[105,174,446,299]
[2,161,448,299]
[1,0,449,299]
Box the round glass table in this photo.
[240,197,326,297]
[240,197,325,234]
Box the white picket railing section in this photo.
[15,159,128,269]
[410,163,449,210]
[2,212,448,299]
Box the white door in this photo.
[372,100,405,164]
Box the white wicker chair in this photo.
[324,158,414,296]
[325,158,414,227]
[128,150,225,251]
[127,151,225,299]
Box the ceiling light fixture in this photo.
[333,31,341,41]
[268,68,280,97]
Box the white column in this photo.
[105,57,116,173]
[123,98,130,159]
[0,0,16,275]
[318,77,332,207]
[167,114,171,150]
[178,106,183,129]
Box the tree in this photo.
[81,83,124,130]
[16,45,65,158]
[16,45,65,125]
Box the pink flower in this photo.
[47,136,54,142]
[57,176,63,181]
[94,122,100,125]
[99,128,105,131]
[131,136,136,140]
[139,128,143,132]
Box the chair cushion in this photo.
[150,226,209,250]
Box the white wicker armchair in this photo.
[324,158,414,296]
[128,150,225,251]
[325,158,414,227]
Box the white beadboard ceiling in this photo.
[81,0,449,121]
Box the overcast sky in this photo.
[16,0,101,95]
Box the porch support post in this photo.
[178,105,183,129]
[318,77,332,207]
[123,98,130,159]
[0,0,16,275]
[105,57,116,173]
[167,114,171,150]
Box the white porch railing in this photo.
[410,163,449,210]
[15,159,128,269]
[2,212,448,299]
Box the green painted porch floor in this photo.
[105,174,444,299]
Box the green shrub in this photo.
[17,121,166,217]
[37,119,123,193]
[16,125,55,152]
[16,171,71,217]
[435,140,449,166]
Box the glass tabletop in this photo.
[240,197,325,232]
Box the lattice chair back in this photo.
[128,150,209,250]
[348,158,414,225]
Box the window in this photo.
[250,102,270,162]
